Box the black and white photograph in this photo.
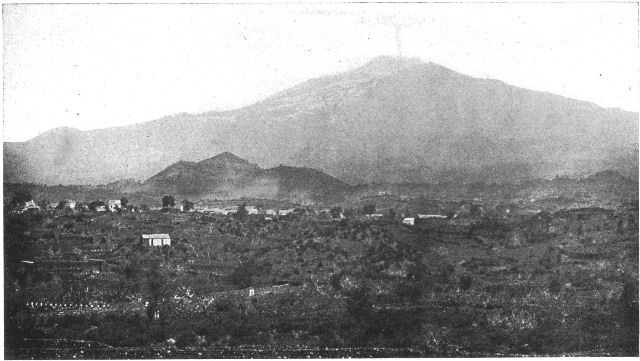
[3,1,639,358]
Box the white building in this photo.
[18,200,41,213]
[246,206,258,215]
[204,207,226,215]
[278,209,294,216]
[402,217,415,226]
[141,234,171,247]
[60,199,76,209]
[417,214,447,219]
[108,200,121,212]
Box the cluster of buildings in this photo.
[13,198,137,214]
[15,200,42,214]
[195,205,298,218]
[402,214,449,226]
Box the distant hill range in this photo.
[4,56,638,185]
[4,167,636,207]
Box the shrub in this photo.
[459,274,473,291]
[235,203,248,220]
[617,280,639,355]
[548,274,562,295]
[329,272,343,291]
[362,204,376,215]
[540,245,562,269]
[176,328,197,348]
[162,195,175,208]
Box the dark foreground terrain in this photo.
[4,179,639,358]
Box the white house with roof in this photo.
[141,234,171,247]
[18,200,40,213]
[60,199,76,209]
[278,209,294,216]
[204,207,226,215]
[108,200,121,212]
[402,217,415,226]
[171,201,184,212]
[417,214,447,219]
[224,207,237,215]
[246,206,258,215]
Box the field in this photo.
[4,188,639,358]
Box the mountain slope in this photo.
[142,152,261,195]
[4,56,638,185]
[141,152,353,202]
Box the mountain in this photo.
[4,56,638,185]
[141,152,353,202]
[141,152,260,195]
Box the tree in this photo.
[617,279,639,354]
[344,208,356,218]
[345,287,375,343]
[55,200,66,210]
[144,264,176,324]
[10,190,32,209]
[182,199,194,212]
[37,199,51,210]
[330,206,342,219]
[387,208,396,220]
[226,256,274,289]
[162,195,175,208]
[548,274,562,295]
[362,204,376,215]
[120,197,129,208]
[396,280,423,304]
[235,203,248,220]
[470,204,482,218]
[459,274,473,291]
[329,272,344,291]
[89,200,106,211]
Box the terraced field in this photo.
[4,197,638,357]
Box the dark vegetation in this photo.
[3,178,639,358]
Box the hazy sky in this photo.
[3,2,638,141]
